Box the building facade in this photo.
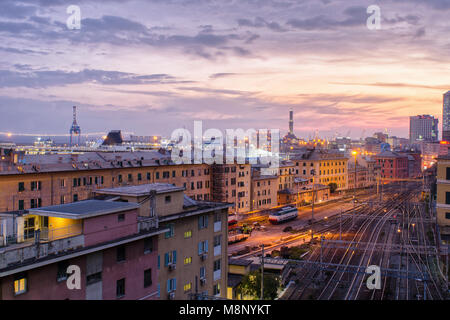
[443,91,450,142]
[94,184,231,300]
[435,157,450,240]
[409,115,438,143]
[0,200,164,300]
[373,151,409,180]
[0,150,212,213]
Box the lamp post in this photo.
[311,169,316,222]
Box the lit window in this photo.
[184,230,192,239]
[184,283,192,292]
[14,274,27,295]
[184,257,192,265]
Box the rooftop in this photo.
[28,199,139,219]
[229,258,253,266]
[95,183,185,197]
[0,150,173,175]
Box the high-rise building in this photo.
[409,115,438,143]
[289,109,294,135]
[443,91,450,142]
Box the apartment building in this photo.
[94,184,231,299]
[292,149,349,191]
[373,150,409,180]
[211,164,251,214]
[348,164,370,190]
[250,175,278,211]
[0,199,165,300]
[435,156,450,241]
[0,150,212,212]
[278,161,297,191]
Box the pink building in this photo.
[0,200,167,300]
[374,150,409,180]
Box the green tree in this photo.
[328,182,338,193]
[240,270,281,300]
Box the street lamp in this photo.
[311,169,316,222]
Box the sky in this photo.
[0,0,449,140]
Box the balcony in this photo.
[0,233,85,270]
[40,225,83,242]
[138,216,159,232]
[213,221,221,232]
[214,245,221,257]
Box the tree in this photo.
[239,270,281,300]
[328,182,338,194]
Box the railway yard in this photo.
[229,182,449,300]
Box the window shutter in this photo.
[205,215,208,228]
[198,216,202,229]
[198,242,202,255]
[164,253,169,266]
[205,240,208,252]
[167,279,171,292]
[174,278,177,290]
[173,250,177,264]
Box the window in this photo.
[184,230,192,239]
[198,240,208,255]
[165,195,171,203]
[147,172,151,180]
[184,257,192,265]
[213,283,220,296]
[117,246,126,262]
[18,182,25,192]
[86,272,102,285]
[214,235,221,247]
[165,224,174,238]
[116,278,125,298]
[57,260,70,282]
[14,273,27,295]
[155,172,160,179]
[138,173,142,181]
[73,194,78,202]
[200,267,206,279]
[172,171,176,178]
[118,213,125,222]
[144,269,152,288]
[213,259,221,272]
[30,181,41,191]
[144,238,153,254]
[128,174,133,182]
[446,212,450,219]
[163,171,170,179]
[18,200,24,210]
[164,250,177,266]
[198,215,208,229]
[184,283,192,292]
[167,278,176,292]
[446,192,450,205]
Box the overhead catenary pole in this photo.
[260,244,264,300]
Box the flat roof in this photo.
[28,200,139,219]
[95,183,185,197]
[229,258,253,266]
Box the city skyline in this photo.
[0,0,449,138]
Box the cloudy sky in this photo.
[0,0,449,140]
